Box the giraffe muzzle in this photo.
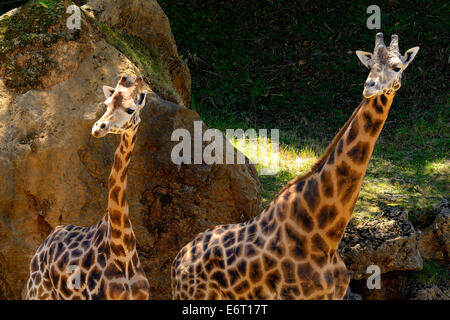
[92,120,109,138]
[363,79,381,98]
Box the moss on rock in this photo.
[92,20,176,103]
[0,0,91,92]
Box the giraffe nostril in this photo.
[365,80,375,88]
[100,123,106,129]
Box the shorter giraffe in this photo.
[26,75,150,300]
[171,33,419,300]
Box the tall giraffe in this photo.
[171,33,419,300]
[26,75,150,300]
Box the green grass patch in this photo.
[415,261,450,286]
[161,0,449,216]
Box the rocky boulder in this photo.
[340,201,449,300]
[0,1,260,299]
[339,208,423,280]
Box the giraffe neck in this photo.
[282,92,395,250]
[107,127,139,257]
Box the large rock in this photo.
[83,0,191,107]
[0,1,260,299]
[339,208,423,280]
[340,202,450,300]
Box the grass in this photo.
[159,0,449,221]
[415,261,450,286]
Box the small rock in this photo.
[418,200,450,262]
[411,285,449,300]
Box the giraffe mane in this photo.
[274,98,367,198]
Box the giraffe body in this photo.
[26,75,150,300]
[26,214,148,299]
[172,95,393,300]
[172,33,419,300]
[172,220,350,300]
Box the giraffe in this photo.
[171,33,419,300]
[26,74,150,300]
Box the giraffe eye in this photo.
[393,67,401,72]
[125,108,135,114]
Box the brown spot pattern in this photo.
[347,141,371,165]
[362,112,383,136]
[109,186,121,205]
[303,178,320,212]
[317,205,338,229]
[346,118,359,144]
[320,169,334,198]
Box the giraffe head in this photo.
[92,74,148,138]
[356,33,419,98]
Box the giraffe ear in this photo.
[401,46,419,67]
[355,50,373,68]
[102,85,115,98]
[135,90,147,108]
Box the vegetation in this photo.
[159,0,449,222]
[92,21,175,103]
[0,0,70,90]
[415,260,450,286]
